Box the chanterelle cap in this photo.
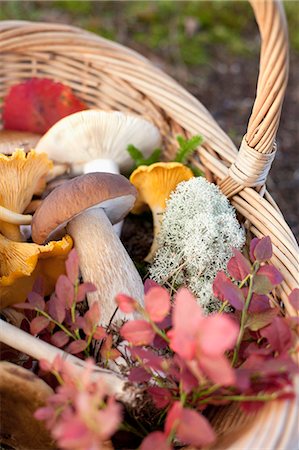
[32,172,137,244]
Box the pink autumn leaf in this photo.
[227,249,251,281]
[257,265,283,286]
[250,237,259,262]
[198,353,236,386]
[51,331,70,348]
[76,282,97,302]
[47,294,66,323]
[288,288,299,310]
[144,278,160,294]
[128,367,151,383]
[30,316,50,335]
[241,288,270,313]
[81,303,101,336]
[31,276,45,296]
[65,248,79,284]
[120,320,155,346]
[116,293,138,313]
[147,386,172,409]
[176,406,216,447]
[93,326,106,340]
[213,271,244,310]
[28,291,45,310]
[252,275,274,295]
[13,302,36,310]
[66,339,87,355]
[141,432,172,450]
[145,286,171,322]
[245,308,279,331]
[56,274,74,309]
[130,347,165,372]
[198,314,239,355]
[260,317,293,354]
[100,334,121,361]
[253,236,272,262]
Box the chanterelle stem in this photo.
[67,208,144,326]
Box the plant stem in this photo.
[199,392,280,405]
[36,308,76,341]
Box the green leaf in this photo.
[127,144,161,168]
[190,165,204,177]
[246,308,279,331]
[127,144,145,166]
[174,134,203,164]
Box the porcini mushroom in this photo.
[32,173,144,326]
[35,110,162,175]
[0,361,54,450]
[0,130,40,154]
[130,162,194,262]
[0,233,73,309]
[0,149,53,241]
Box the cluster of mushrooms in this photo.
[0,109,196,448]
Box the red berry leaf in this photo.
[145,286,171,322]
[257,265,283,286]
[66,339,87,355]
[65,249,79,284]
[51,331,70,348]
[93,326,106,340]
[100,334,121,361]
[250,238,259,262]
[56,275,74,309]
[82,302,101,336]
[13,302,36,310]
[213,271,244,310]
[47,294,66,323]
[116,294,138,313]
[76,282,97,302]
[31,277,45,296]
[27,291,45,310]
[252,274,274,295]
[3,78,87,134]
[253,236,272,262]
[144,279,160,294]
[288,288,299,310]
[246,308,279,331]
[227,249,251,281]
[120,320,155,346]
[130,347,165,372]
[260,317,293,353]
[241,288,270,313]
[128,367,151,383]
[177,407,216,447]
[140,432,171,450]
[30,316,50,335]
[148,387,172,409]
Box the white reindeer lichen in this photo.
[149,177,245,313]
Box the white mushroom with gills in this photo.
[31,172,144,326]
[35,110,162,176]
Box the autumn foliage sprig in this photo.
[33,237,298,450]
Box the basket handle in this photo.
[220,0,289,197]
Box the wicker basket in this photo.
[0,1,298,448]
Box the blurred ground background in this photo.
[1,0,298,240]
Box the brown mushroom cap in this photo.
[32,172,137,244]
[0,361,55,449]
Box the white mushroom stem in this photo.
[83,159,122,237]
[0,319,137,405]
[67,208,144,327]
[145,206,164,263]
[0,205,32,224]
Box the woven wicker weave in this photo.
[0,0,298,448]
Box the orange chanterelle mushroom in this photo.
[0,233,73,309]
[0,149,52,241]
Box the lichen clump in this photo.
[150,177,245,313]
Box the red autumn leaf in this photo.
[65,249,79,284]
[249,237,259,262]
[288,288,299,310]
[128,367,151,383]
[120,320,155,346]
[130,347,165,372]
[246,308,279,331]
[13,302,36,310]
[76,282,97,302]
[27,291,45,310]
[56,275,74,309]
[253,236,272,262]
[47,294,66,323]
[257,265,283,286]
[140,432,171,450]
[30,316,50,335]
[241,288,270,313]
[81,302,101,336]
[144,279,160,294]
[51,331,70,348]
[147,386,172,409]
[100,334,121,361]
[227,249,251,281]
[93,326,106,340]
[252,275,274,295]
[213,271,244,310]
[260,317,293,354]
[3,78,87,134]
[145,286,171,322]
[116,293,138,313]
[31,276,45,296]
[66,339,87,355]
